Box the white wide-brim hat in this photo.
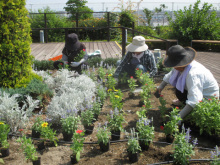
[126,36,148,52]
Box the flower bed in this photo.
[0,68,219,164]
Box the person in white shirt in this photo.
[155,45,219,124]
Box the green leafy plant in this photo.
[106,73,117,90]
[31,116,44,134]
[81,109,95,127]
[1,139,9,149]
[33,60,55,71]
[16,135,39,161]
[211,145,220,165]
[107,108,125,132]
[96,123,111,145]
[118,72,128,84]
[109,89,123,111]
[96,85,107,106]
[92,99,102,117]
[0,121,10,145]
[163,107,181,136]
[70,130,85,162]
[40,122,58,147]
[173,127,197,164]
[158,94,167,121]
[61,115,80,135]
[140,84,152,109]
[188,96,220,135]
[136,105,147,118]
[97,66,106,81]
[127,76,137,94]
[136,118,154,145]
[127,128,141,154]
[74,49,86,62]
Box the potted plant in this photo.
[163,107,181,143]
[17,135,41,165]
[96,123,111,152]
[70,130,85,164]
[31,116,44,138]
[127,128,141,163]
[109,89,123,112]
[0,121,10,157]
[107,108,125,141]
[96,85,107,107]
[61,115,80,141]
[91,99,102,120]
[81,109,95,135]
[39,122,58,149]
[136,117,154,150]
[127,76,137,98]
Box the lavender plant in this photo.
[127,128,141,154]
[211,146,220,165]
[96,123,111,145]
[158,94,167,121]
[136,118,154,145]
[107,108,125,132]
[173,127,197,165]
[61,114,80,135]
[136,105,147,118]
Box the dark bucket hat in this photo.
[65,33,81,51]
[163,45,196,67]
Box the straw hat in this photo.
[126,36,148,52]
[163,45,196,67]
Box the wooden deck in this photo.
[30,42,220,87]
[31,41,122,61]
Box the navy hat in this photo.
[65,33,81,51]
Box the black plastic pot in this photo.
[84,124,94,135]
[1,148,10,157]
[111,130,120,141]
[128,92,135,99]
[70,154,79,164]
[139,140,150,151]
[37,141,45,150]
[99,141,110,152]
[128,151,139,163]
[62,132,73,141]
[166,134,175,143]
[32,129,40,138]
[32,157,41,165]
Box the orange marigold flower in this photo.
[76,130,83,134]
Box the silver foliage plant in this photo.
[0,92,39,132]
[38,69,97,123]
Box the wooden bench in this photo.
[145,39,178,44]
[191,40,220,47]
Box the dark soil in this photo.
[2,79,218,165]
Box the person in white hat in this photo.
[154,45,219,125]
[113,36,157,79]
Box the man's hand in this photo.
[71,62,80,67]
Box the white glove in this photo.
[71,62,80,67]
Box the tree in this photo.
[64,0,93,20]
[167,0,220,45]
[0,0,39,88]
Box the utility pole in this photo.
[102,2,105,12]
[172,2,174,19]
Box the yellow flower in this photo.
[108,74,112,77]
[41,122,48,128]
[108,89,112,92]
[114,90,118,92]
[115,95,119,98]
[0,122,4,125]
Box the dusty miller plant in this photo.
[0,92,39,132]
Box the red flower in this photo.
[145,84,148,85]
[176,107,179,109]
[160,95,163,97]
[83,49,86,51]
[130,76,133,79]
[142,105,146,107]
[76,130,83,134]
[199,100,202,103]
[60,63,63,65]
[18,129,23,132]
[160,126,164,130]
[208,99,212,101]
[136,68,139,70]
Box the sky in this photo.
[26,0,220,12]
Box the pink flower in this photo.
[130,76,133,79]
[76,130,83,134]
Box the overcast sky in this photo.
[26,0,220,12]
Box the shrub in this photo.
[33,60,55,71]
[167,0,220,45]
[0,0,35,88]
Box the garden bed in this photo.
[2,81,218,165]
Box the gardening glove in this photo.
[158,81,168,91]
[79,58,86,64]
[70,62,80,67]
[179,104,193,119]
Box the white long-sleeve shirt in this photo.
[163,61,219,108]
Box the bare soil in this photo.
[2,79,219,165]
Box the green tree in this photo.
[118,10,135,28]
[167,0,220,45]
[0,0,39,88]
[64,0,93,20]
